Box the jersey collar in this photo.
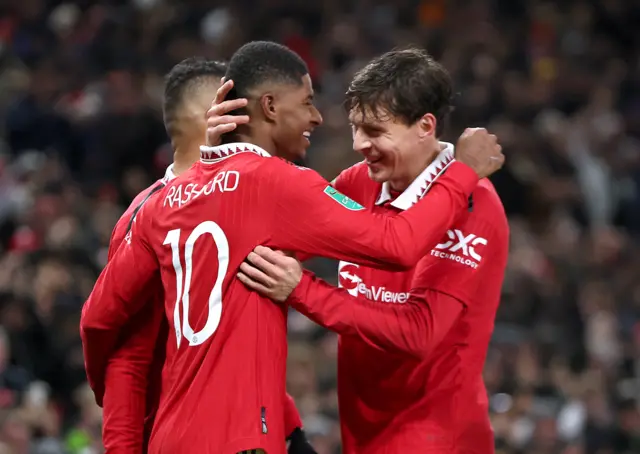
[375,142,455,210]
[159,164,177,185]
[199,142,271,162]
[164,164,176,181]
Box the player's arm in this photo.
[80,207,160,395]
[83,224,123,404]
[269,160,477,269]
[268,128,504,267]
[88,209,164,452]
[101,299,164,453]
[284,392,317,454]
[106,223,120,261]
[241,216,504,358]
[87,222,161,452]
[240,249,461,358]
[284,393,303,437]
[295,165,363,263]
[285,272,461,358]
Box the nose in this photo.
[352,128,372,155]
[311,105,323,127]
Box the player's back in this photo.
[143,145,289,454]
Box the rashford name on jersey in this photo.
[163,170,240,208]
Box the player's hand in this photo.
[238,246,302,302]
[455,128,504,179]
[205,78,251,146]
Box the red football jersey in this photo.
[83,165,304,453]
[81,143,478,454]
[286,144,509,453]
[82,166,174,451]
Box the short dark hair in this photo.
[224,41,308,99]
[345,47,453,136]
[163,57,227,133]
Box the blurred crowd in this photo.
[0,0,639,453]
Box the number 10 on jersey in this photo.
[163,221,229,347]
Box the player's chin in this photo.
[293,146,307,161]
[295,137,311,158]
[367,165,390,183]
[282,142,307,162]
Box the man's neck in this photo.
[235,133,276,158]
[172,140,202,176]
[388,146,441,193]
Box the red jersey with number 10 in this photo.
[82,143,478,454]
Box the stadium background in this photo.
[0,0,639,452]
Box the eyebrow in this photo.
[349,119,384,131]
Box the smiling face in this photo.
[270,74,323,162]
[349,107,439,190]
[344,48,454,189]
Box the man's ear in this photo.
[417,113,437,138]
[259,93,277,122]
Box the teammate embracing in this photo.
[233,48,509,454]
[81,42,503,454]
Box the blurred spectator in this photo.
[0,327,30,408]
[0,0,639,452]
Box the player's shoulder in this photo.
[474,179,502,205]
[126,180,167,215]
[268,156,312,172]
[332,161,370,189]
[112,179,168,243]
[260,154,324,185]
[467,178,508,237]
[224,145,301,179]
[332,161,379,204]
